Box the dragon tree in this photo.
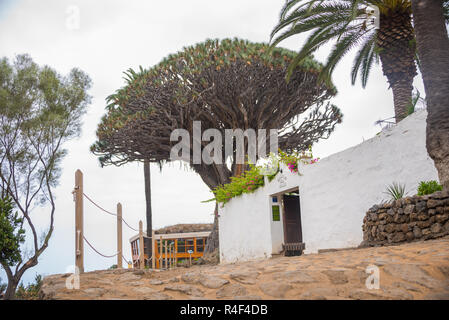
[91,38,343,254]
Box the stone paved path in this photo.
[40,237,449,300]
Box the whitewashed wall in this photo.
[218,110,439,263]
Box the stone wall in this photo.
[361,191,449,247]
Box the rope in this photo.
[83,235,120,258]
[82,192,139,232]
[83,192,116,216]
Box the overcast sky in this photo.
[0,0,425,285]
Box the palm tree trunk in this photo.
[144,160,153,265]
[411,0,449,190]
[391,79,414,122]
[377,10,417,122]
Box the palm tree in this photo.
[271,0,417,122]
[411,0,449,190]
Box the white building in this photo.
[218,110,439,263]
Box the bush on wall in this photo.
[207,147,319,204]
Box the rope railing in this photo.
[83,235,132,265]
[83,235,120,258]
[82,192,139,232]
[73,170,151,272]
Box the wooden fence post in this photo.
[151,230,155,269]
[139,220,144,269]
[117,203,123,269]
[164,240,167,269]
[75,169,84,274]
[159,235,162,269]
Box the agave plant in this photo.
[271,0,420,122]
[384,182,407,200]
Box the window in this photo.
[196,238,205,252]
[272,205,280,221]
[177,239,186,253]
[186,239,194,252]
[271,196,281,221]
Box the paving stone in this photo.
[274,270,317,284]
[259,282,292,298]
[216,283,248,298]
[229,271,261,284]
[164,284,204,297]
[322,269,349,285]
[382,264,442,289]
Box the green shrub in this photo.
[417,180,443,196]
[15,274,42,300]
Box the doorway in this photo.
[282,189,304,256]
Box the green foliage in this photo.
[270,0,413,86]
[417,180,443,196]
[0,54,91,298]
[98,38,334,138]
[0,196,25,266]
[213,164,265,204]
[407,89,425,115]
[0,276,6,295]
[384,182,407,201]
[211,148,319,204]
[15,274,42,300]
[108,264,118,270]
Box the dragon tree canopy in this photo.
[91,38,342,188]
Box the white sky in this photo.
[0,0,424,285]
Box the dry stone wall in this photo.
[361,191,449,247]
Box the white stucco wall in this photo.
[218,110,439,263]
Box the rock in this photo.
[181,272,201,284]
[83,287,106,297]
[181,272,228,289]
[133,270,145,276]
[382,264,442,289]
[199,275,229,289]
[274,270,316,284]
[436,214,449,223]
[427,199,443,208]
[392,232,406,243]
[405,232,414,241]
[149,279,164,285]
[143,292,173,300]
[416,201,427,213]
[423,291,449,300]
[413,226,422,238]
[133,287,158,295]
[234,295,262,300]
[431,223,443,234]
[259,282,292,298]
[164,284,204,297]
[216,283,248,298]
[322,269,348,285]
[39,281,67,299]
[349,288,412,300]
[368,212,378,221]
[229,271,260,285]
[392,281,421,292]
[404,205,415,215]
[118,273,141,282]
[300,287,339,300]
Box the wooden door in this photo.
[282,194,302,244]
